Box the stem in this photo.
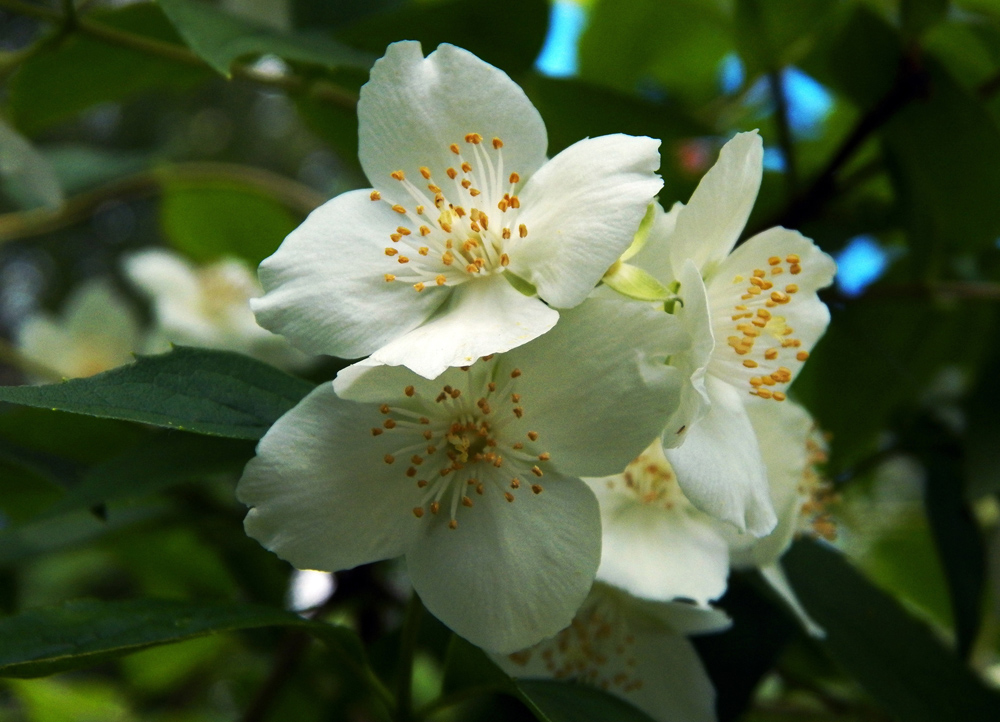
[0,0,358,111]
[768,68,798,193]
[750,52,929,236]
[0,161,326,242]
[394,592,424,722]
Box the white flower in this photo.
[237,298,685,652]
[251,41,663,379]
[16,278,140,381]
[612,131,836,535]
[495,582,728,722]
[124,249,312,370]
[585,399,830,635]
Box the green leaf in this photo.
[159,177,301,265]
[0,347,314,440]
[8,4,211,135]
[158,0,374,77]
[441,634,513,695]
[43,433,255,519]
[579,0,732,101]
[0,598,362,678]
[335,0,550,76]
[734,0,838,78]
[783,540,1000,722]
[0,119,64,210]
[901,0,950,38]
[883,60,1000,262]
[515,679,657,722]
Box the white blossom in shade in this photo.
[251,41,663,379]
[586,398,831,636]
[16,278,140,381]
[124,249,312,370]
[608,131,836,536]
[237,298,686,653]
[495,582,729,722]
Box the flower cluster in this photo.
[237,41,837,721]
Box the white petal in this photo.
[358,42,548,207]
[406,469,600,653]
[589,479,729,606]
[668,131,763,276]
[630,200,684,283]
[705,227,835,398]
[253,189,446,359]
[665,376,776,536]
[368,274,559,379]
[505,296,686,477]
[760,562,825,638]
[497,585,719,722]
[510,134,663,308]
[237,384,420,572]
[662,260,714,447]
[729,400,814,567]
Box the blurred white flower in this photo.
[124,249,312,370]
[252,40,663,379]
[237,297,684,653]
[496,582,728,722]
[16,278,140,381]
[608,131,836,536]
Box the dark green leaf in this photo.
[0,347,314,440]
[783,540,1000,722]
[0,598,361,678]
[44,433,255,519]
[515,679,657,722]
[158,0,374,77]
[441,634,513,695]
[901,0,950,38]
[884,60,1000,261]
[579,0,732,100]
[734,0,838,78]
[159,177,301,265]
[335,0,549,76]
[8,4,211,135]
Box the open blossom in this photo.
[607,131,836,535]
[237,298,685,652]
[585,399,831,634]
[16,279,141,381]
[252,41,663,379]
[496,582,728,722]
[124,249,312,370]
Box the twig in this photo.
[0,161,327,242]
[749,53,930,236]
[0,0,359,111]
[394,593,424,722]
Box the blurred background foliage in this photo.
[0,0,999,720]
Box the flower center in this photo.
[798,430,836,540]
[369,133,529,293]
[717,253,811,402]
[605,443,690,512]
[507,597,644,693]
[370,361,551,530]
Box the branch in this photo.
[0,162,327,242]
[0,0,358,111]
[749,52,930,236]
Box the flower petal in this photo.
[668,131,763,276]
[661,260,714,447]
[253,189,447,359]
[237,383,421,572]
[368,273,559,379]
[406,469,600,653]
[664,375,776,536]
[358,41,547,207]
[760,562,825,638]
[510,134,663,308]
[630,200,683,282]
[588,479,729,606]
[505,296,686,477]
[705,227,835,401]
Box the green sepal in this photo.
[602,262,673,302]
